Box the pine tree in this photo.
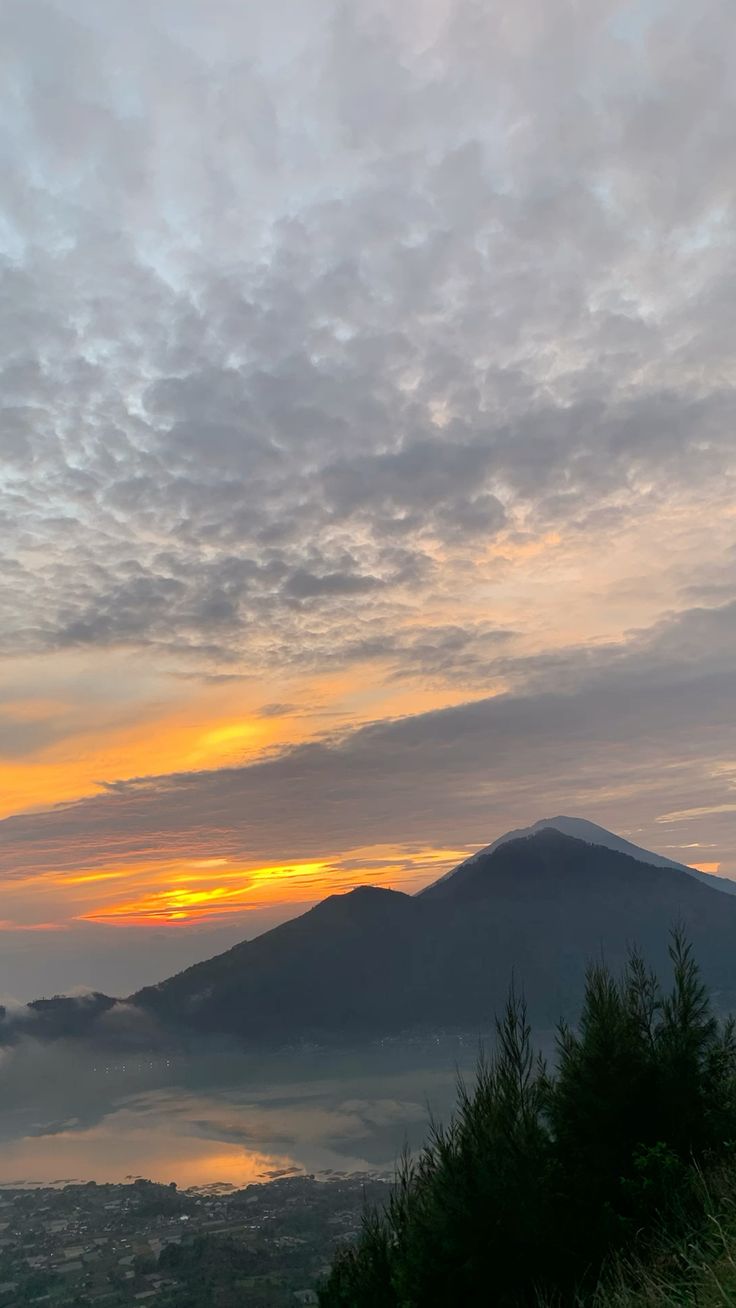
[318,932,736,1308]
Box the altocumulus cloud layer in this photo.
[0,0,735,992]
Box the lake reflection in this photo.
[0,1039,480,1188]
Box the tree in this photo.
[321,991,554,1306]
[318,931,736,1307]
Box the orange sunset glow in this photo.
[0,1118,301,1191]
[0,650,502,821]
[3,846,472,932]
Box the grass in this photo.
[591,1166,736,1307]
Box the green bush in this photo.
[318,930,736,1307]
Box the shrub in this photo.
[318,931,736,1307]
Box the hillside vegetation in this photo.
[592,1164,736,1306]
[318,930,736,1306]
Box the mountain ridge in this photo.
[423,814,736,896]
[5,824,736,1047]
[126,827,736,1043]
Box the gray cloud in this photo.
[283,569,384,599]
[2,599,734,894]
[0,0,733,673]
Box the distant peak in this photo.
[310,883,412,919]
[322,884,404,903]
[420,815,736,898]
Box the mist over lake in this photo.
[0,1038,490,1190]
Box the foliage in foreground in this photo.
[318,930,736,1307]
[592,1164,736,1306]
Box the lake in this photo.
[0,1036,486,1189]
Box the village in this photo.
[0,1173,391,1307]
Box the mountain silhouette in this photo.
[126,827,736,1042]
[424,814,736,896]
[6,824,735,1046]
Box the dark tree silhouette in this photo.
[318,930,736,1307]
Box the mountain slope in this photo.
[424,815,736,897]
[129,830,736,1042]
[131,885,428,1041]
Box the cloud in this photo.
[1,600,735,897]
[0,0,732,677]
[283,569,385,600]
[55,986,103,1000]
[0,997,36,1024]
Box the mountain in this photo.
[6,825,736,1048]
[424,814,736,896]
[0,992,116,1040]
[126,828,736,1043]
[131,883,426,1042]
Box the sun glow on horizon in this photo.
[79,860,331,925]
[0,844,474,933]
[75,845,472,927]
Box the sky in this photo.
[0,0,735,997]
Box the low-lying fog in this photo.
[0,1037,506,1189]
